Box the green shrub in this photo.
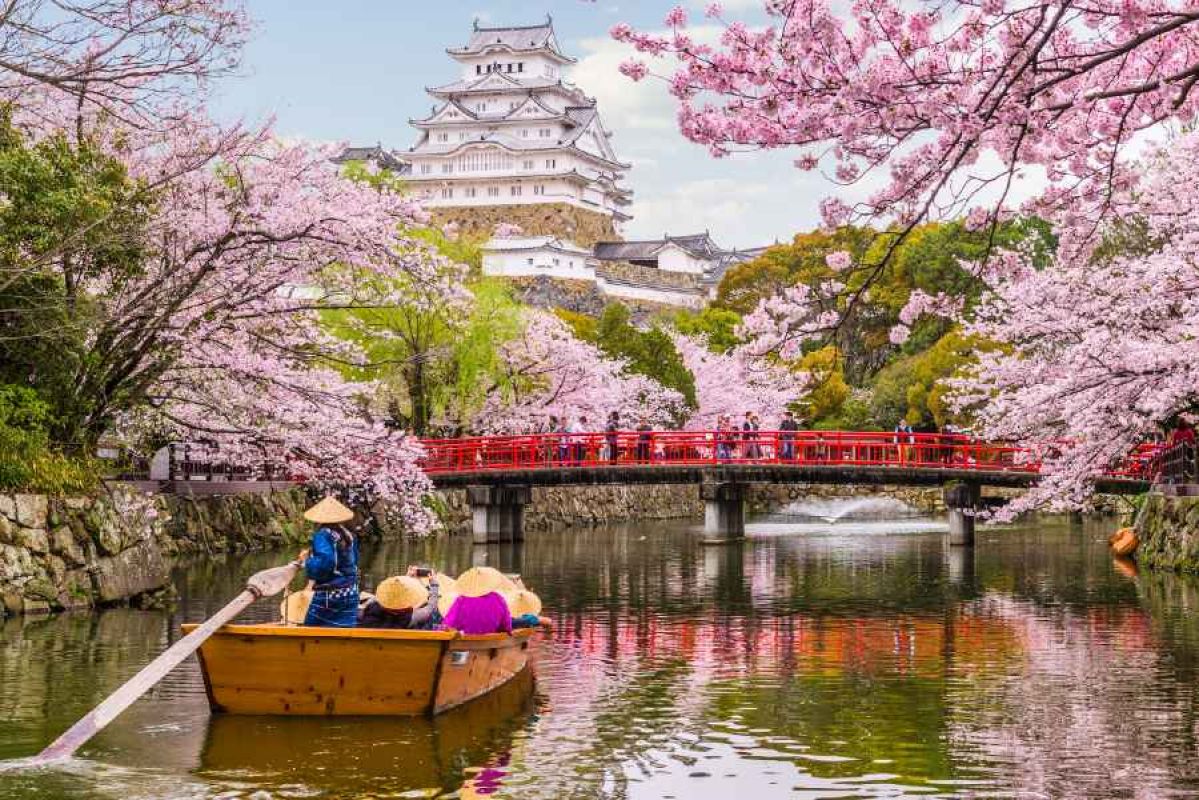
[0,385,98,493]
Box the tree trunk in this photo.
[408,358,429,436]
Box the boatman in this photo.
[295,496,360,627]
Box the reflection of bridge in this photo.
[421,431,1154,545]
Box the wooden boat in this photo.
[182,622,535,716]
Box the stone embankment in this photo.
[0,487,310,616]
[1134,491,1199,573]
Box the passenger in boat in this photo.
[296,496,359,628]
[358,574,440,629]
[442,566,513,635]
[506,589,552,630]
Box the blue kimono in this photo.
[302,526,359,627]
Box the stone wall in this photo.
[430,203,619,247]
[505,275,680,322]
[0,486,311,616]
[1134,492,1199,573]
[595,261,703,290]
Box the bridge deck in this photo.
[420,431,1153,494]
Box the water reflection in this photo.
[1,518,1198,798]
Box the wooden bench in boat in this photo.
[181,623,535,716]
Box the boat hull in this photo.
[183,623,534,716]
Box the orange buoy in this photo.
[1110,527,1139,557]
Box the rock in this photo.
[23,578,57,602]
[21,597,50,615]
[0,495,14,520]
[0,544,36,582]
[63,497,91,510]
[16,527,49,555]
[95,516,124,556]
[92,540,171,604]
[0,515,11,544]
[13,494,47,528]
[50,526,86,567]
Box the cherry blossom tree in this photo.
[476,310,687,433]
[670,331,804,429]
[952,131,1199,514]
[615,2,1199,336]
[1,108,447,530]
[0,0,249,125]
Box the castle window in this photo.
[527,258,534,266]
[465,187,477,198]
[539,128,552,138]
[420,164,432,175]
[545,159,556,169]
[521,129,529,138]
[437,132,449,142]
[488,186,500,197]
[510,185,522,197]
[441,188,453,199]
[476,65,481,75]
[518,63,524,73]
[523,159,534,170]
[506,63,513,73]
[442,163,453,174]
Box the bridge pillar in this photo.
[467,485,531,544]
[701,482,748,544]
[944,481,981,547]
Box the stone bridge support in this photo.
[944,481,981,547]
[701,482,749,544]
[467,485,531,544]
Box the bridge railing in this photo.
[419,430,1043,476]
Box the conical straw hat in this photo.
[438,591,459,617]
[280,589,313,624]
[505,589,542,617]
[455,566,506,598]
[375,576,428,611]
[303,496,354,524]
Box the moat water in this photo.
[2,511,1198,799]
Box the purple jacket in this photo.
[443,592,512,635]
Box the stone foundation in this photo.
[505,275,683,321]
[430,203,619,247]
[0,486,312,616]
[1134,491,1199,573]
[436,482,964,536]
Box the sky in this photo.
[210,1,837,248]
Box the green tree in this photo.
[561,303,697,408]
[671,306,742,353]
[0,112,152,447]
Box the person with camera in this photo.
[358,566,442,630]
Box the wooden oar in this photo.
[30,560,300,765]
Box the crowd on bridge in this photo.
[424,411,991,472]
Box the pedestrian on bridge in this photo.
[780,410,799,460]
[606,411,620,464]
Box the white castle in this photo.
[338,18,762,308]
[404,18,633,229]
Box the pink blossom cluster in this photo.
[953,130,1199,514]
[671,332,805,429]
[476,311,688,433]
[614,2,1199,233]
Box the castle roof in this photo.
[593,232,724,262]
[483,235,593,256]
[449,17,575,64]
[330,145,410,173]
[407,133,630,171]
[427,73,589,104]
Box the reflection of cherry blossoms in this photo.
[476,311,687,433]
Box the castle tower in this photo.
[403,17,633,245]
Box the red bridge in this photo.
[419,430,1155,545]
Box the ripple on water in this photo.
[2,520,1199,798]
